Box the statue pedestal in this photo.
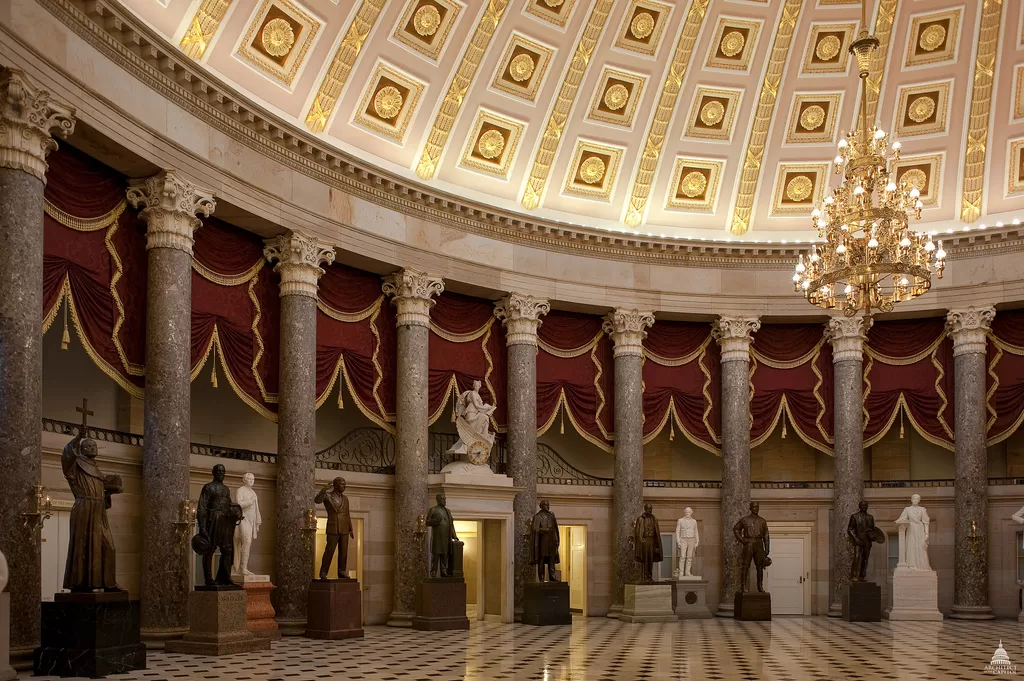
[413,578,470,631]
[670,579,712,619]
[33,592,146,678]
[234,576,280,640]
[885,567,943,621]
[305,579,363,639]
[522,582,571,626]
[0,593,14,681]
[843,581,881,622]
[734,592,771,621]
[620,583,676,623]
[165,589,271,656]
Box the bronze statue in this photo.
[530,500,560,582]
[426,493,458,578]
[193,464,242,587]
[847,500,884,582]
[633,504,663,582]
[734,502,771,593]
[61,427,124,592]
[315,477,354,579]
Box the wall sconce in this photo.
[173,499,196,552]
[301,508,317,540]
[21,485,53,534]
[967,519,982,554]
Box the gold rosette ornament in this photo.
[786,175,813,202]
[918,24,946,52]
[630,12,655,40]
[579,156,606,185]
[700,100,725,126]
[509,53,536,82]
[603,84,629,111]
[900,168,927,192]
[477,130,506,160]
[799,105,826,131]
[680,171,708,198]
[261,18,295,58]
[815,35,841,61]
[373,85,404,120]
[907,96,936,123]
[720,31,745,57]
[413,5,442,37]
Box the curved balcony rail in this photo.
[316,427,396,474]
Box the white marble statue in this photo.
[232,473,262,576]
[674,508,700,578]
[447,380,497,466]
[0,549,7,592]
[895,494,931,571]
[1011,506,1024,525]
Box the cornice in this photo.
[20,0,1024,268]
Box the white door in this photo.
[568,526,586,614]
[40,511,71,601]
[764,537,805,615]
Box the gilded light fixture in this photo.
[793,0,946,316]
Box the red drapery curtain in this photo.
[428,292,506,430]
[315,263,395,430]
[536,310,613,450]
[750,324,833,454]
[864,318,954,449]
[42,145,147,396]
[642,321,719,452]
[989,309,1024,444]
[190,218,279,418]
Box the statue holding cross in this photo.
[60,398,124,592]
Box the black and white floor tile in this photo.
[29,617,1024,680]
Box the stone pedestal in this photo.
[305,579,363,640]
[734,592,771,621]
[620,583,676,623]
[885,568,943,621]
[33,592,146,678]
[165,589,270,656]
[235,576,279,640]
[670,579,713,619]
[413,579,470,631]
[522,582,571,626]
[842,581,881,622]
[0,593,13,681]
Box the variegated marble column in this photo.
[825,314,871,617]
[264,232,335,634]
[603,308,654,612]
[947,306,996,620]
[0,67,74,663]
[494,293,549,617]
[128,170,215,644]
[712,316,759,617]
[384,269,444,627]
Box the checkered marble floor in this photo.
[28,616,1024,680]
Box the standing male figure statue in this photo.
[194,464,242,587]
[675,507,699,578]
[232,472,261,577]
[734,502,771,593]
[847,500,884,582]
[426,493,458,578]
[530,500,560,582]
[61,433,124,592]
[315,477,354,579]
[633,504,663,582]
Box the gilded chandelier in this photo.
[793,4,946,316]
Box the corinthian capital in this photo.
[494,293,550,346]
[826,314,873,364]
[382,269,444,327]
[602,308,655,358]
[946,306,995,357]
[0,68,76,182]
[712,316,760,363]
[263,232,336,299]
[127,171,215,254]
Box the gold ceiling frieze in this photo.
[622,0,711,229]
[304,0,387,134]
[179,0,233,60]
[960,0,1004,223]
[863,0,898,123]
[728,0,804,236]
[520,0,614,211]
[415,0,512,180]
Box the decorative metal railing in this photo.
[43,418,144,447]
[537,443,612,485]
[426,431,507,475]
[315,427,395,474]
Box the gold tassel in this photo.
[210,344,218,388]
[451,387,457,422]
[899,407,905,439]
[669,415,675,441]
[559,403,565,435]
[60,297,70,350]
[337,372,345,409]
[781,414,787,439]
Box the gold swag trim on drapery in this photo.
[536,389,613,454]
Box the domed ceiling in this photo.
[120,0,1021,242]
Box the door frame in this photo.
[764,520,813,616]
[559,523,588,616]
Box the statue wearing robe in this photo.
[530,501,560,582]
[61,436,122,592]
[633,505,663,582]
[194,465,242,586]
[426,494,458,578]
[447,380,496,465]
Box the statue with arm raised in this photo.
[315,477,354,579]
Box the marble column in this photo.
[712,316,760,617]
[494,293,550,617]
[383,269,444,627]
[264,232,335,634]
[127,171,215,644]
[603,309,655,611]
[947,306,996,620]
[825,314,872,617]
[0,68,74,663]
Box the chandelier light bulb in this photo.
[925,240,935,252]
[793,272,801,283]
[835,155,845,166]
[909,187,920,199]
[899,277,909,287]
[936,242,946,259]
[885,182,897,192]
[838,139,849,149]
[915,199,923,210]
[824,196,835,205]
[854,185,865,196]
[836,243,847,254]
[900,235,911,248]
[874,129,885,139]
[811,208,821,218]
[844,284,853,295]
[802,280,811,290]
[810,251,820,262]
[892,141,901,150]
[867,236,878,248]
